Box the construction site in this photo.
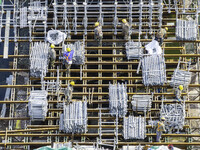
[0,0,200,149]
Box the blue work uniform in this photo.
[63,50,74,64]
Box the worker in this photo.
[48,44,56,68]
[168,144,174,150]
[174,85,183,102]
[63,47,74,73]
[94,22,103,46]
[122,19,130,40]
[155,27,168,45]
[64,81,75,103]
[156,117,166,142]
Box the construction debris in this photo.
[59,101,87,133]
[109,83,128,117]
[141,54,166,86]
[160,103,185,131]
[28,90,48,121]
[176,19,197,41]
[123,115,146,140]
[131,94,153,111]
[30,42,49,78]
[125,41,143,59]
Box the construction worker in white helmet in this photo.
[122,19,130,40]
[94,22,103,46]
[48,44,56,68]
[155,27,168,45]
[155,117,166,142]
[174,85,183,102]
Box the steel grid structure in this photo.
[0,0,200,149]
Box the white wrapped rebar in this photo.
[73,41,85,65]
[47,30,67,45]
[131,95,152,111]
[170,69,191,88]
[109,83,128,117]
[141,54,166,86]
[30,42,49,78]
[160,103,185,131]
[125,41,143,59]
[28,90,48,121]
[59,101,87,133]
[176,19,197,41]
[123,116,146,140]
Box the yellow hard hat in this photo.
[179,85,183,91]
[70,81,75,86]
[50,44,55,49]
[67,47,71,52]
[161,117,165,121]
[165,27,168,31]
[122,19,127,23]
[95,22,99,27]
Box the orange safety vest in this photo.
[157,122,165,132]
[65,53,70,62]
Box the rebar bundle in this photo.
[73,41,85,65]
[28,90,48,121]
[170,69,191,88]
[28,1,47,21]
[109,83,128,117]
[125,41,143,59]
[59,101,87,133]
[160,103,185,131]
[141,54,166,86]
[30,42,49,78]
[123,116,146,140]
[176,19,197,41]
[19,7,27,28]
[131,95,153,111]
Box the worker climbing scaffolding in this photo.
[155,117,166,142]
[174,85,183,102]
[94,22,103,46]
[64,81,75,103]
[48,44,56,68]
[155,27,168,45]
[63,47,74,73]
[122,19,130,40]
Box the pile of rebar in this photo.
[123,115,146,140]
[30,42,49,78]
[141,54,166,86]
[170,69,191,88]
[176,19,197,41]
[28,90,48,121]
[59,101,87,133]
[160,103,185,131]
[125,41,143,59]
[131,95,152,111]
[109,83,128,117]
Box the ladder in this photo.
[97,109,118,150]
